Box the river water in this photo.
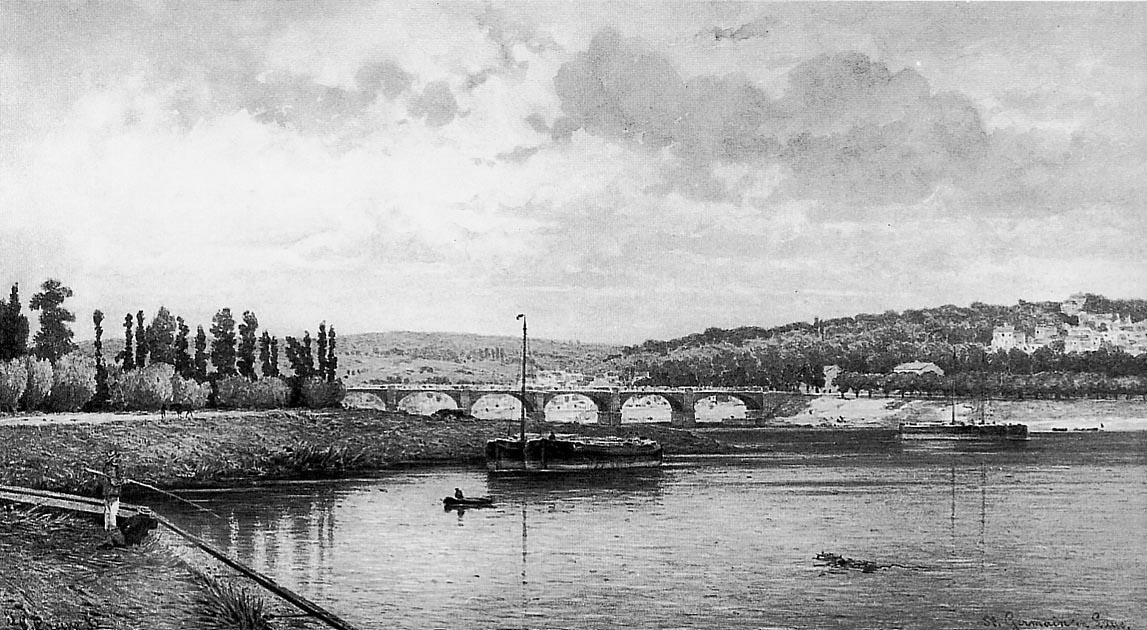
[155,432,1146,629]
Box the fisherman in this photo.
[98,451,125,535]
[454,488,464,500]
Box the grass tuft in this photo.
[197,575,272,630]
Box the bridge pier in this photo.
[597,390,623,426]
[670,388,697,428]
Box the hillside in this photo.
[609,294,1147,389]
[337,331,619,386]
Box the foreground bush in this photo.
[300,377,346,409]
[114,362,174,410]
[0,359,28,412]
[20,357,53,411]
[47,354,96,412]
[171,374,210,410]
[215,376,290,409]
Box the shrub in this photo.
[0,358,28,412]
[120,362,174,410]
[300,377,346,409]
[171,373,210,410]
[47,353,96,412]
[215,376,290,409]
[20,356,53,411]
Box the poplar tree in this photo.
[135,310,147,367]
[174,317,192,378]
[237,310,259,380]
[317,322,329,381]
[92,310,109,407]
[209,308,237,377]
[259,331,272,378]
[269,336,280,378]
[0,283,30,361]
[193,325,208,381]
[146,306,177,365]
[30,279,77,363]
[120,313,135,371]
[327,325,338,382]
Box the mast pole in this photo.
[517,313,527,441]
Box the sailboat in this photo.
[485,314,663,472]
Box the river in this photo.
[154,432,1146,629]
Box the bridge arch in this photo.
[468,393,524,420]
[342,391,386,410]
[544,393,601,424]
[396,391,459,415]
[620,394,673,423]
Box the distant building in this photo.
[893,362,945,376]
[1061,293,1088,317]
[990,325,1022,351]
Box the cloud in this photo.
[408,81,460,127]
[551,30,991,205]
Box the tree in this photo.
[193,325,208,382]
[317,322,329,382]
[119,313,135,371]
[30,279,76,363]
[327,325,338,382]
[284,335,315,378]
[259,331,273,378]
[209,308,237,377]
[174,317,193,378]
[92,310,109,408]
[135,310,148,367]
[146,306,178,365]
[0,283,30,361]
[269,336,280,378]
[237,311,259,380]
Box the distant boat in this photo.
[486,434,664,472]
[899,377,1028,441]
[898,422,1029,441]
[485,314,663,472]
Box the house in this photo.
[892,361,945,376]
[1061,293,1088,317]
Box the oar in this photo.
[84,467,224,520]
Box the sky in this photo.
[2,2,1145,345]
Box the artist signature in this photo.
[983,612,1134,629]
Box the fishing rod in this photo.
[84,467,224,520]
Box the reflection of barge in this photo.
[898,422,1029,441]
[485,435,663,472]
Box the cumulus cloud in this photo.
[408,81,460,127]
[551,29,992,205]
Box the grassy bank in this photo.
[0,504,207,630]
[0,409,725,495]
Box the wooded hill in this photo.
[610,294,1147,390]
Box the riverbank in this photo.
[777,395,1147,432]
[0,409,725,496]
[0,504,206,630]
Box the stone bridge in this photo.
[344,385,800,427]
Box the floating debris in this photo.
[814,551,902,573]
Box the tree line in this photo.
[0,279,345,413]
[613,296,1147,393]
